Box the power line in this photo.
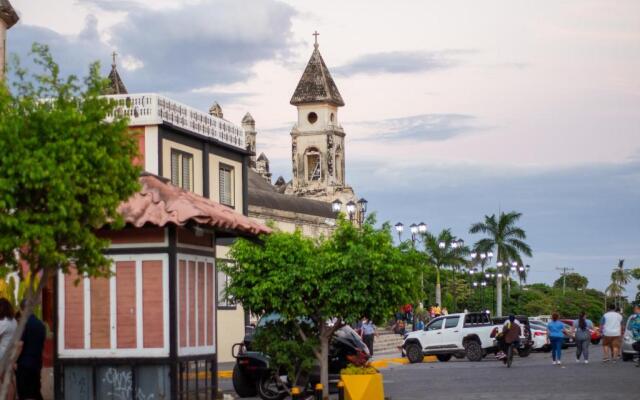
[555,267,575,295]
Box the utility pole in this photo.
[555,267,575,295]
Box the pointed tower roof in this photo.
[106,51,128,95]
[242,112,255,124]
[290,40,344,107]
[0,0,19,29]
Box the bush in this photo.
[340,364,378,375]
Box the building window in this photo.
[217,268,235,309]
[307,112,318,124]
[170,149,194,191]
[306,149,321,181]
[219,164,234,207]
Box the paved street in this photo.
[220,345,639,399]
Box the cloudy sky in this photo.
[7,0,640,292]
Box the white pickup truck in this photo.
[402,312,499,362]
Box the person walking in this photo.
[16,301,46,400]
[432,304,442,317]
[0,298,17,399]
[572,311,594,364]
[547,313,566,365]
[628,304,640,367]
[600,304,623,363]
[361,317,377,356]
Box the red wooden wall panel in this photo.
[116,261,136,348]
[179,260,187,347]
[64,271,84,349]
[90,277,110,349]
[188,261,196,346]
[142,260,164,348]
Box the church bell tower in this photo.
[287,33,353,201]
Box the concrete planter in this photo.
[340,373,385,400]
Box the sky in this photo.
[6,0,640,293]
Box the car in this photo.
[491,315,535,357]
[561,319,601,345]
[402,312,499,363]
[529,320,574,349]
[528,324,550,351]
[622,315,640,362]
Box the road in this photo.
[219,345,639,399]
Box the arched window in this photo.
[305,147,321,181]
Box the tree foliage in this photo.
[553,272,589,290]
[222,216,422,394]
[0,43,140,394]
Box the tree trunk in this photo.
[319,325,330,398]
[506,275,511,314]
[435,266,442,306]
[0,268,50,399]
[496,275,503,317]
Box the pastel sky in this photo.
[6,0,640,293]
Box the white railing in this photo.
[104,93,246,150]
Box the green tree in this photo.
[553,272,589,291]
[0,44,140,395]
[419,229,468,310]
[608,259,632,309]
[223,217,421,397]
[469,211,532,316]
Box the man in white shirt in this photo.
[600,304,624,362]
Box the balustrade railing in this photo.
[105,94,245,149]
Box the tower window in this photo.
[306,149,321,181]
[307,112,318,124]
[330,113,335,123]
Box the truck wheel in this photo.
[464,341,483,362]
[232,364,257,398]
[622,353,634,362]
[406,343,424,364]
[436,354,452,362]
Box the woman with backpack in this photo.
[573,311,594,364]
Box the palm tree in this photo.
[421,229,469,309]
[609,259,632,308]
[469,211,532,316]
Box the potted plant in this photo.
[340,364,384,400]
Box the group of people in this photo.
[0,298,46,400]
[392,303,449,336]
[544,304,640,365]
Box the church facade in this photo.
[0,0,19,80]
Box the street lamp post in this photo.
[335,198,368,227]
[396,221,428,307]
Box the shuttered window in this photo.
[219,165,234,206]
[170,149,193,192]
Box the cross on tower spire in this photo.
[112,51,118,68]
[313,31,319,48]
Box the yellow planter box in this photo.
[341,373,384,400]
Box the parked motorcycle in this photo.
[232,317,370,400]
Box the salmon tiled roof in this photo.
[118,174,270,237]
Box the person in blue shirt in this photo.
[547,313,567,365]
[629,304,640,366]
